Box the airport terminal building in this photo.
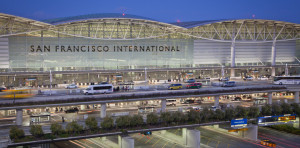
[0,13,299,87]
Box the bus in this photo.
[83,84,113,95]
[273,76,300,85]
[0,89,35,99]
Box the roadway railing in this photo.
[0,85,288,110]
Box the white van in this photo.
[83,84,114,95]
[166,99,177,106]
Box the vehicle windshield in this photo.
[86,88,91,90]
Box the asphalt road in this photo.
[258,127,300,148]
[197,127,265,148]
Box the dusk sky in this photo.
[1,0,299,23]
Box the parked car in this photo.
[232,97,242,101]
[243,76,254,81]
[168,84,183,90]
[185,79,196,83]
[209,106,221,111]
[222,81,236,87]
[187,106,203,112]
[186,82,202,89]
[219,77,229,81]
[257,76,269,80]
[64,107,79,113]
[65,84,78,89]
[166,99,177,106]
[181,99,195,104]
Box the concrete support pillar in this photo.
[295,91,299,103]
[101,103,106,118]
[183,128,200,148]
[118,135,134,148]
[240,126,258,141]
[214,96,220,107]
[231,41,236,68]
[230,68,235,77]
[268,92,272,105]
[182,128,187,144]
[271,67,276,77]
[16,109,23,126]
[271,41,276,66]
[161,99,166,112]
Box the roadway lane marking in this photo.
[74,140,93,148]
[200,127,268,148]
[145,136,152,144]
[162,141,169,148]
[69,140,85,148]
[152,138,162,147]
[137,135,145,141]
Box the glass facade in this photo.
[9,36,194,71]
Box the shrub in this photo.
[272,104,283,115]
[224,108,236,121]
[187,110,201,123]
[9,126,25,140]
[101,117,114,129]
[281,103,292,114]
[248,106,260,118]
[85,117,98,130]
[66,121,83,134]
[160,112,174,125]
[30,125,44,137]
[116,116,131,128]
[146,113,159,125]
[173,111,187,124]
[130,115,144,127]
[214,109,225,121]
[50,123,64,135]
[260,104,272,116]
[235,106,248,118]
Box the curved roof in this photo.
[171,20,223,28]
[43,13,155,25]
[173,19,300,29]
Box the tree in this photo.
[235,106,248,118]
[85,117,98,130]
[213,109,225,121]
[50,123,64,135]
[188,110,201,123]
[272,104,283,115]
[30,125,44,137]
[281,103,292,114]
[261,104,272,116]
[130,115,144,127]
[66,121,83,134]
[9,126,25,140]
[160,112,174,125]
[116,116,131,128]
[248,106,260,118]
[101,117,114,129]
[147,113,159,125]
[224,108,236,121]
[291,103,300,115]
[173,111,188,124]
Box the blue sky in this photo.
[1,0,299,23]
